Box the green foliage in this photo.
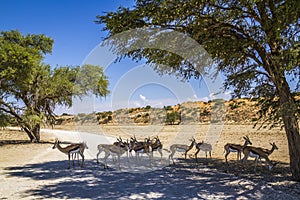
[200,108,210,117]
[96,111,113,124]
[73,116,80,122]
[61,113,72,116]
[0,30,109,141]
[164,105,173,111]
[0,111,10,127]
[74,64,109,98]
[128,108,135,113]
[254,94,300,129]
[98,0,299,82]
[107,115,113,121]
[229,102,239,110]
[165,111,181,125]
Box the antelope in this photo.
[150,136,163,163]
[113,137,130,159]
[129,137,152,164]
[224,136,252,164]
[168,137,195,165]
[96,141,129,170]
[52,138,85,169]
[130,136,148,147]
[113,137,124,146]
[242,143,278,172]
[71,141,88,165]
[261,142,278,157]
[193,140,212,162]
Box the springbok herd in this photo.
[53,135,278,172]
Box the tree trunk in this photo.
[23,124,41,142]
[283,115,300,181]
[32,123,41,142]
[23,127,36,142]
[278,81,300,181]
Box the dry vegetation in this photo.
[56,98,262,126]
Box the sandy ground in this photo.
[0,125,300,199]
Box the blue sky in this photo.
[0,0,135,66]
[1,0,229,114]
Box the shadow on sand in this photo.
[4,158,300,199]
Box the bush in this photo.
[229,102,239,110]
[0,112,10,127]
[164,105,173,111]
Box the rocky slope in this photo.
[56,98,263,126]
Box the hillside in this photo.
[56,98,263,126]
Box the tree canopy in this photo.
[97,0,300,180]
[0,30,109,141]
[97,0,299,94]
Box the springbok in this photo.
[113,137,130,159]
[150,136,163,163]
[96,141,129,170]
[193,140,212,162]
[242,142,278,172]
[261,142,278,157]
[168,137,195,165]
[52,138,86,169]
[71,141,88,165]
[129,137,152,165]
[224,136,252,164]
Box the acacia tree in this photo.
[0,30,109,142]
[97,0,300,180]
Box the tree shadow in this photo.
[3,158,300,199]
[0,140,53,146]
